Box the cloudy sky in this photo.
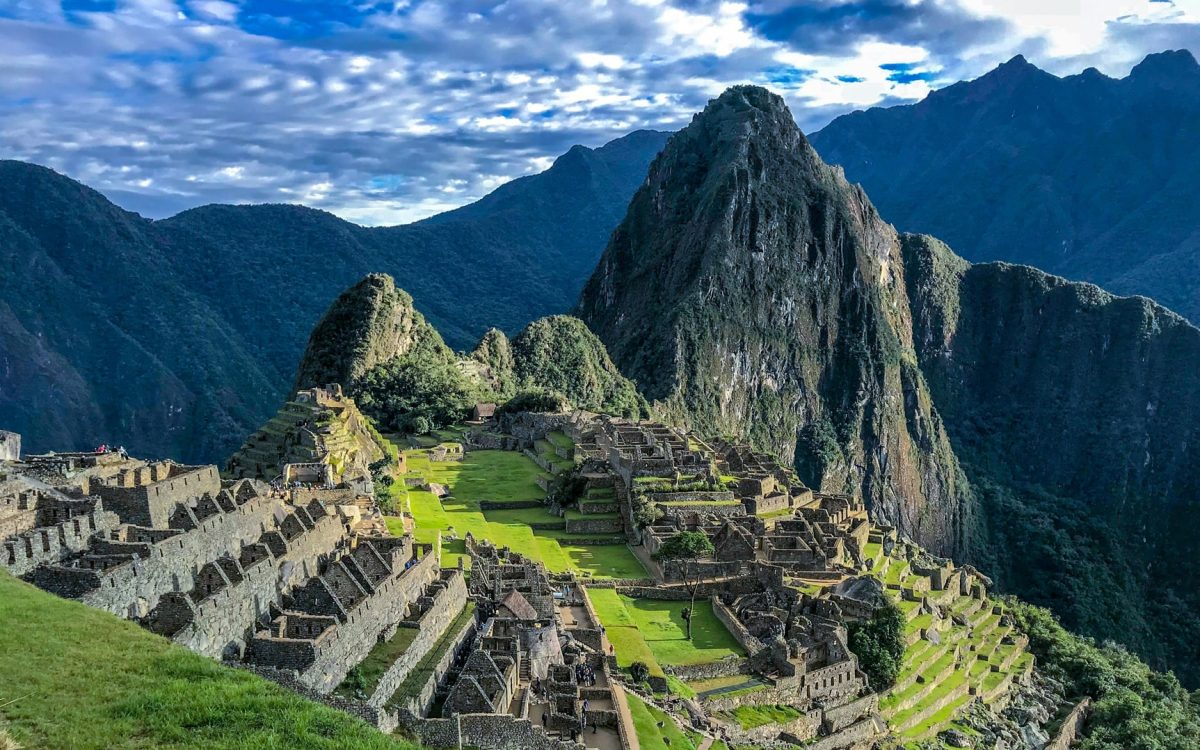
[1,0,1197,225]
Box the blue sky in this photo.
[1,0,1197,225]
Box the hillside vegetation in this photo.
[811,50,1200,325]
[0,572,416,750]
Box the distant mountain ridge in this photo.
[810,49,1200,324]
[0,129,670,461]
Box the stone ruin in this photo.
[392,540,627,750]
[0,444,454,718]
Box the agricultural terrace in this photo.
[867,538,1035,747]
[385,433,646,579]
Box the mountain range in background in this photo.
[0,130,669,462]
[810,49,1200,324]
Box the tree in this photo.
[653,531,715,641]
[629,661,651,685]
[846,602,905,690]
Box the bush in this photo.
[847,602,905,690]
[355,352,474,433]
[630,661,651,684]
[496,387,570,417]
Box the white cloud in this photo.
[0,0,1193,224]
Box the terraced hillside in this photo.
[866,537,1034,745]
[227,387,386,483]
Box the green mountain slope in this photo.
[810,49,1200,324]
[578,86,972,553]
[904,233,1200,684]
[579,84,1200,686]
[0,130,669,461]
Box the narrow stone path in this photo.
[696,737,714,750]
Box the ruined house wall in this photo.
[96,465,221,527]
[367,570,468,708]
[4,504,121,576]
[711,595,764,656]
[43,492,279,618]
[395,608,479,718]
[169,512,347,658]
[1045,697,1090,750]
[278,549,441,695]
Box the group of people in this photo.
[575,661,598,687]
[95,443,129,458]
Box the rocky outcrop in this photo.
[577,86,971,553]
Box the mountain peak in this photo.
[1129,49,1200,82]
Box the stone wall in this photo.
[3,503,121,577]
[367,570,468,708]
[820,694,878,734]
[564,517,624,535]
[711,595,764,656]
[163,511,346,658]
[393,607,479,717]
[1046,697,1090,750]
[743,493,791,516]
[0,431,20,462]
[256,548,441,694]
[645,491,736,504]
[31,490,280,618]
[666,657,748,681]
[96,465,221,527]
[806,715,883,750]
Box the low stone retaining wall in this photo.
[565,516,624,534]
[480,499,546,510]
[722,709,820,745]
[712,596,764,657]
[367,572,468,708]
[401,712,587,750]
[666,657,749,682]
[646,491,736,504]
[1046,697,1090,750]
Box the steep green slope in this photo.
[294,274,449,392]
[511,315,647,418]
[0,130,669,461]
[0,161,277,462]
[0,571,414,750]
[904,233,1200,685]
[810,50,1200,324]
[578,86,971,553]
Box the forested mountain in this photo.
[578,85,1200,686]
[0,130,669,461]
[810,49,1200,324]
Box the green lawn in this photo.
[0,572,415,750]
[720,705,803,730]
[393,444,645,578]
[587,589,745,673]
[625,692,701,750]
[619,596,746,666]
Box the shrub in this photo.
[847,601,905,690]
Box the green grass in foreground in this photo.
[395,444,645,578]
[625,692,699,750]
[0,572,412,750]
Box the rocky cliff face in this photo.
[294,273,450,391]
[904,233,1200,681]
[578,86,971,553]
[579,85,1200,685]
